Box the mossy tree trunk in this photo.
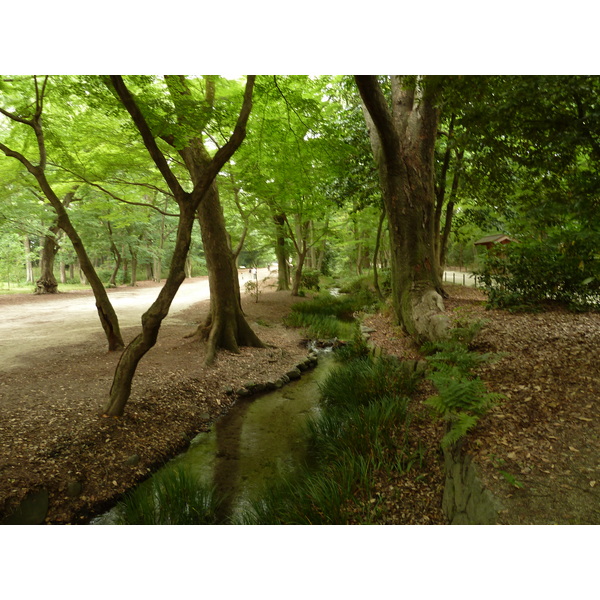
[356,75,449,343]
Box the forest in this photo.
[1,75,599,530]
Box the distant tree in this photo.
[0,76,124,350]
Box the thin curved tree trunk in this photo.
[102,74,256,416]
[105,201,195,416]
[0,85,124,351]
[372,207,386,302]
[273,213,290,291]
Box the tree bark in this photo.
[106,222,121,288]
[372,207,386,302]
[273,213,290,291]
[36,226,60,294]
[23,236,34,283]
[102,74,256,416]
[355,75,449,343]
[194,182,264,364]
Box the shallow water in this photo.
[93,353,336,524]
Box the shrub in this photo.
[476,233,600,311]
[300,269,320,291]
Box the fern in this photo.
[424,318,503,448]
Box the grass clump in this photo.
[114,466,224,525]
[284,293,361,339]
[319,354,421,413]
[238,353,425,524]
[284,311,358,340]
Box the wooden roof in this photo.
[474,234,515,246]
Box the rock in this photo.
[223,387,235,395]
[124,454,140,466]
[66,481,83,497]
[236,387,251,397]
[286,367,302,380]
[1,489,49,525]
[200,412,211,420]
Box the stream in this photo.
[92,351,337,524]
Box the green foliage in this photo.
[477,235,600,311]
[114,466,223,525]
[244,277,263,303]
[319,355,421,414]
[337,275,381,310]
[300,268,320,291]
[238,353,420,525]
[333,328,371,362]
[423,320,503,449]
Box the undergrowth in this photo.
[422,318,504,448]
[113,466,223,525]
[283,293,361,340]
[238,349,426,524]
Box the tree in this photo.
[0,76,125,350]
[160,75,265,364]
[103,74,257,416]
[355,75,449,343]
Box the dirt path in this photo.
[0,270,269,371]
[0,276,310,524]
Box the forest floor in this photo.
[365,285,600,524]
[1,279,599,525]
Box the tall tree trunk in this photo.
[273,213,290,291]
[291,245,308,296]
[36,226,60,294]
[193,180,264,364]
[102,74,255,416]
[290,216,309,296]
[23,236,34,283]
[129,249,138,286]
[356,75,449,343]
[106,222,122,288]
[372,207,386,302]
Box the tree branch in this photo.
[190,76,256,199]
[108,76,187,200]
[354,76,402,176]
